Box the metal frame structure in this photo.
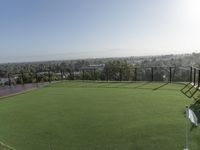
[133,66,175,82]
[1,65,193,87]
[190,66,200,88]
[79,66,190,82]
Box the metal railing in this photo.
[0,66,194,87]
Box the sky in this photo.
[0,0,200,63]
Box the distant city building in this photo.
[89,64,105,68]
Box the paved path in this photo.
[0,83,49,97]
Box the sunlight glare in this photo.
[184,0,200,24]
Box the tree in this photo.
[103,60,133,81]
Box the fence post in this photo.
[35,72,38,83]
[48,70,51,83]
[93,69,96,80]
[120,68,122,81]
[198,70,200,88]
[8,73,11,87]
[151,67,154,81]
[63,70,65,80]
[72,70,74,80]
[60,70,63,80]
[90,69,92,80]
[134,68,137,81]
[190,67,193,83]
[169,67,172,83]
[106,68,109,81]
[35,72,38,87]
[21,71,24,85]
[193,68,196,85]
[82,69,85,80]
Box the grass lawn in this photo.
[0,81,199,150]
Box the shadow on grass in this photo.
[180,83,199,99]
[184,86,194,94]
[185,89,198,99]
[133,82,151,89]
[82,81,179,91]
[153,82,169,91]
[135,82,177,91]
[54,81,186,92]
[180,83,191,92]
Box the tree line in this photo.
[1,53,199,85]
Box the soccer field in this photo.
[0,81,199,150]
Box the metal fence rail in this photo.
[81,66,191,82]
[190,66,200,88]
[0,66,196,87]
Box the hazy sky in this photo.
[0,0,200,63]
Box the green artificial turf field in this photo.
[0,81,199,150]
